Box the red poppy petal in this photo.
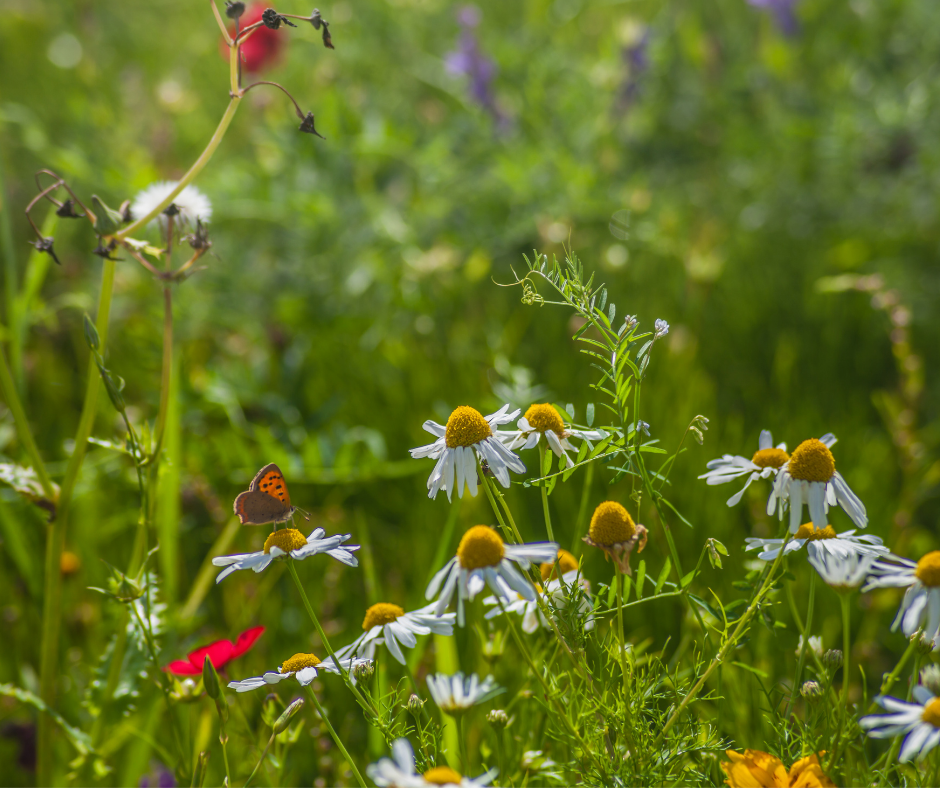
[232,626,265,658]
[187,640,236,670]
[166,660,202,676]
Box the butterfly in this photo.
[233,464,298,525]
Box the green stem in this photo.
[878,651,922,774]
[243,732,274,788]
[286,562,378,718]
[877,637,918,698]
[826,593,855,773]
[37,256,115,787]
[784,575,829,681]
[571,459,594,553]
[786,569,816,718]
[304,685,368,788]
[537,444,555,542]
[218,718,232,788]
[616,565,628,700]
[455,714,470,775]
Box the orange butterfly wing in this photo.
[249,463,291,507]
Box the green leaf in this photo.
[607,577,617,608]
[635,560,646,600]
[586,403,595,427]
[0,463,59,519]
[654,558,672,595]
[1,682,93,755]
[730,661,768,680]
[565,402,574,420]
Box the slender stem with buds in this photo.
[304,685,368,788]
[537,444,555,542]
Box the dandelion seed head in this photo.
[457,525,505,570]
[363,603,405,630]
[922,698,940,727]
[280,652,321,672]
[423,766,463,784]
[445,406,492,448]
[263,528,307,554]
[524,403,565,435]
[589,501,636,546]
[794,523,837,541]
[788,439,836,482]
[540,548,579,581]
[915,552,940,588]
[751,447,789,469]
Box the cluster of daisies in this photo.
[701,429,940,763]
[167,400,624,784]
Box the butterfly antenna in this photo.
[296,506,311,522]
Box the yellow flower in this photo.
[720,750,834,788]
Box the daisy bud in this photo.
[91,195,126,236]
[353,661,375,682]
[273,698,304,734]
[921,664,940,696]
[406,694,425,717]
[203,655,221,700]
[487,709,510,729]
[194,751,210,787]
[800,680,823,702]
[823,649,843,669]
[83,313,100,351]
[913,630,936,656]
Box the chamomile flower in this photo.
[336,602,455,665]
[227,651,366,692]
[426,672,504,715]
[131,181,212,230]
[410,405,525,501]
[767,435,868,533]
[500,403,607,469]
[582,501,647,575]
[212,527,359,583]
[368,739,496,787]
[482,569,594,633]
[744,522,888,562]
[795,635,823,658]
[699,430,789,507]
[861,686,940,762]
[863,553,940,646]
[426,525,558,626]
[809,550,877,591]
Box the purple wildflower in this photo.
[139,762,176,788]
[747,0,800,37]
[445,5,504,124]
[620,31,649,111]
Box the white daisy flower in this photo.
[335,602,455,666]
[698,430,790,507]
[227,651,366,692]
[368,738,496,788]
[482,569,594,633]
[744,522,888,562]
[410,405,526,501]
[426,672,504,716]
[861,685,940,762]
[212,527,360,583]
[425,525,558,626]
[767,434,868,533]
[809,550,877,590]
[500,403,607,470]
[863,553,940,646]
[795,635,823,658]
[130,180,212,230]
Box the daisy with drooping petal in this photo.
[582,501,647,576]
[483,569,594,633]
[336,603,455,665]
[500,403,607,469]
[212,527,359,583]
[863,552,940,646]
[368,738,497,787]
[131,181,212,230]
[720,749,834,787]
[809,550,877,591]
[861,685,940,762]
[426,525,557,626]
[699,430,789,507]
[767,435,868,533]
[426,672,504,715]
[410,405,526,501]
[228,651,367,692]
[744,522,888,563]
[166,626,264,675]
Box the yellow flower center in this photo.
[362,602,405,631]
[280,652,321,673]
[423,766,463,785]
[915,552,940,588]
[922,698,940,728]
[524,403,566,435]
[589,501,636,545]
[540,548,580,581]
[445,406,492,448]
[788,439,836,483]
[793,523,838,541]
[751,447,789,469]
[457,525,505,570]
[60,551,81,575]
[263,528,308,554]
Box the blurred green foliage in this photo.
[1,0,940,784]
